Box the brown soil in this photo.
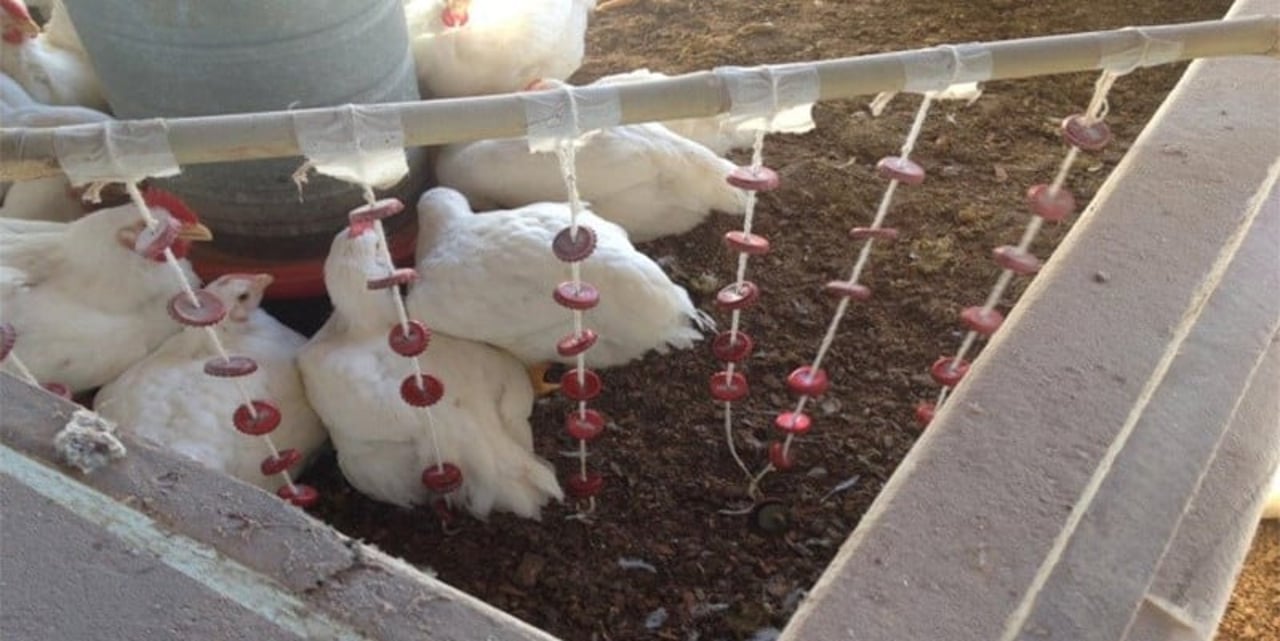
[1218,523,1280,641]
[299,1,1275,640]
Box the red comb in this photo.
[441,8,467,27]
[142,187,200,225]
[348,220,374,237]
[0,0,32,20]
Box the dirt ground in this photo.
[296,1,1277,640]
[1219,523,1280,641]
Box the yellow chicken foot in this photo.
[527,362,561,397]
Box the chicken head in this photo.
[323,223,402,328]
[113,188,213,261]
[0,0,40,44]
[442,0,470,27]
[205,273,274,323]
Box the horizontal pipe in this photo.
[1,15,1276,181]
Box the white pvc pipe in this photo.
[1,16,1276,180]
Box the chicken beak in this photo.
[4,7,40,36]
[1,4,40,37]
[17,17,39,36]
[176,222,214,242]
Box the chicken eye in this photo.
[237,293,250,302]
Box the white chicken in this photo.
[407,187,712,394]
[403,0,596,98]
[94,274,328,490]
[434,85,748,242]
[0,189,213,392]
[0,0,107,110]
[0,72,113,223]
[30,0,85,55]
[590,69,759,156]
[299,223,562,519]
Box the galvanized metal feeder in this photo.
[61,0,430,298]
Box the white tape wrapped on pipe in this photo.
[53,119,181,186]
[292,103,409,190]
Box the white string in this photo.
[782,94,937,440]
[743,85,945,495]
[721,127,768,479]
[723,402,749,477]
[357,186,445,471]
[949,148,1068,373]
[122,183,262,421]
[548,89,597,482]
[936,71,1118,400]
[5,352,41,386]
[899,93,935,158]
[722,128,768,382]
[1085,71,1120,124]
[361,188,422,386]
[721,72,791,483]
[122,182,297,490]
[746,461,774,499]
[550,87,591,421]
[544,91,602,518]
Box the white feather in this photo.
[0,0,106,110]
[406,187,713,368]
[95,275,328,490]
[405,0,596,98]
[0,204,201,391]
[299,226,562,519]
[435,121,747,242]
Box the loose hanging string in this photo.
[358,185,448,473]
[553,138,590,425]
[746,90,939,497]
[544,83,606,518]
[928,67,1123,414]
[120,182,316,495]
[290,105,454,518]
[721,126,770,478]
[554,132,590,487]
[122,185,262,414]
[715,70,784,481]
[46,120,315,501]
[3,351,41,386]
[801,92,935,403]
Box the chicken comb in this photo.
[142,187,200,225]
[0,0,32,20]
[348,219,374,237]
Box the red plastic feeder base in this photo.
[190,219,419,300]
